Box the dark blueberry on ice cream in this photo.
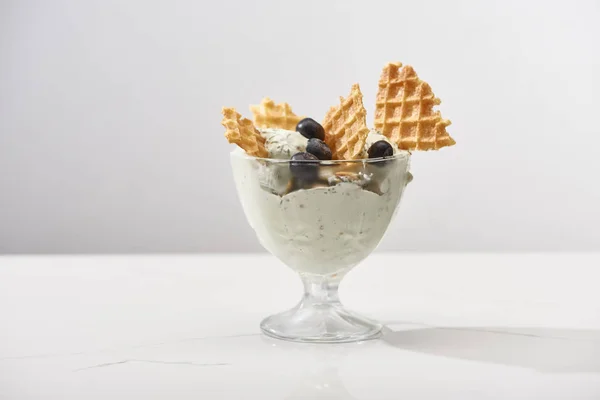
[296,118,325,141]
[290,152,319,181]
[367,140,393,159]
[306,138,332,160]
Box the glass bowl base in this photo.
[260,303,382,343]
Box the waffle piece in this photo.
[250,98,304,130]
[221,107,268,158]
[374,62,455,150]
[321,84,370,160]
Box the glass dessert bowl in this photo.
[231,149,411,343]
[222,61,456,342]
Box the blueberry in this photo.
[296,118,325,141]
[306,138,332,160]
[290,152,319,181]
[367,140,394,159]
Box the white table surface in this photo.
[1,254,599,399]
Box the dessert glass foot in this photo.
[231,150,410,343]
[261,276,382,343]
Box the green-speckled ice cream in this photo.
[231,148,410,276]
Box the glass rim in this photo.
[230,149,411,164]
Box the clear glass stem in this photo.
[301,276,342,308]
[260,273,382,343]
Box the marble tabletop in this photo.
[1,254,599,399]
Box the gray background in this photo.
[1,0,599,253]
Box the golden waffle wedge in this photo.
[221,107,268,158]
[321,84,370,160]
[250,98,304,130]
[374,62,455,150]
